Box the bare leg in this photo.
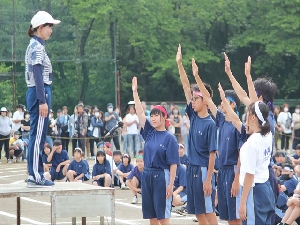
[228,219,242,225]
[205,212,218,225]
[149,218,159,225]
[44,172,52,181]
[158,218,170,225]
[62,164,69,176]
[104,174,111,187]
[92,181,98,186]
[282,205,296,223]
[195,214,208,225]
[286,205,300,224]
[67,170,75,181]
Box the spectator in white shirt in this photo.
[12,104,24,132]
[277,103,293,151]
[124,106,139,157]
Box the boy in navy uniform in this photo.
[44,140,70,182]
[177,45,218,224]
[191,59,243,224]
[178,144,188,167]
[67,148,87,182]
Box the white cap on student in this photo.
[31,11,61,29]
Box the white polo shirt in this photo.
[125,113,139,135]
[12,111,24,132]
[239,132,272,187]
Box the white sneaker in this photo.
[7,159,11,164]
[121,183,126,190]
[13,156,17,163]
[131,196,138,204]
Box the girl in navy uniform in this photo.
[177,45,218,225]
[191,60,243,225]
[92,150,111,187]
[132,77,179,225]
[25,11,60,187]
[116,153,134,189]
[67,148,87,182]
[219,84,275,225]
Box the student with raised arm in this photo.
[192,59,243,225]
[224,54,278,223]
[176,45,218,225]
[218,83,275,225]
[132,77,179,225]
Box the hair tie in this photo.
[193,91,203,97]
[255,101,266,126]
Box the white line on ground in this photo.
[10,180,25,184]
[0,210,47,225]
[0,169,26,174]
[21,197,51,206]
[0,174,25,179]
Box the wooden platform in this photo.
[0,182,115,225]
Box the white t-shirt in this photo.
[239,132,272,187]
[125,113,139,135]
[12,111,24,132]
[277,112,292,134]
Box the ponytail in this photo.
[27,25,38,37]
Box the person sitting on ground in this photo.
[8,131,21,162]
[9,138,28,163]
[273,152,293,177]
[116,153,134,189]
[178,143,188,167]
[280,164,298,198]
[126,155,144,204]
[42,143,52,172]
[81,151,90,181]
[44,140,70,182]
[290,144,300,166]
[92,150,112,187]
[172,164,187,207]
[66,148,87,182]
[278,179,300,225]
[113,150,122,186]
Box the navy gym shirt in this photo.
[51,150,69,169]
[92,160,112,177]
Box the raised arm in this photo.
[191,58,218,118]
[132,77,146,128]
[176,44,191,104]
[218,83,243,133]
[224,53,251,107]
[245,56,259,103]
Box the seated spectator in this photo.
[280,164,298,198]
[273,152,293,176]
[290,144,300,166]
[178,143,188,167]
[67,148,87,182]
[279,181,300,225]
[9,137,28,163]
[126,155,144,204]
[92,150,111,187]
[116,153,134,189]
[44,140,70,182]
[172,164,187,207]
[42,143,52,172]
[113,150,122,186]
[81,151,90,181]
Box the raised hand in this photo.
[176,44,182,64]
[224,52,231,75]
[132,76,138,92]
[245,56,251,77]
[218,83,226,101]
[191,58,198,77]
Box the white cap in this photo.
[0,107,7,112]
[31,11,61,29]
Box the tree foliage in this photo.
[0,0,299,113]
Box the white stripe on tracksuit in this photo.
[33,116,44,182]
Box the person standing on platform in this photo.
[25,11,60,187]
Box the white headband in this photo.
[255,101,266,126]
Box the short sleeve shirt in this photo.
[51,150,70,168]
[104,112,119,132]
[140,120,180,169]
[174,165,187,191]
[117,163,134,173]
[127,166,142,183]
[25,36,53,87]
[215,110,243,166]
[42,154,51,164]
[92,161,112,177]
[239,132,272,187]
[185,103,217,166]
[68,160,87,175]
